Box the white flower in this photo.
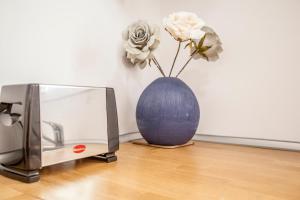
[123,20,160,68]
[163,11,205,41]
[190,26,223,61]
[190,29,206,40]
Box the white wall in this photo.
[0,0,299,142]
[160,0,300,142]
[0,0,160,134]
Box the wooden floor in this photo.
[1,142,300,200]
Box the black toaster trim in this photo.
[0,84,42,182]
[106,88,119,153]
[23,84,42,170]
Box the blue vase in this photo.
[136,77,200,146]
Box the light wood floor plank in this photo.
[0,142,299,200]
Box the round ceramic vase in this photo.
[136,77,200,146]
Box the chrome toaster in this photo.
[0,84,119,183]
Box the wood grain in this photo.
[0,141,300,200]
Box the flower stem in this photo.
[175,50,197,78]
[169,41,181,77]
[152,57,166,77]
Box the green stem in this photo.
[175,50,197,78]
[169,41,181,77]
[152,57,166,77]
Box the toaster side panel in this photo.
[39,85,110,167]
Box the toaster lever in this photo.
[42,121,64,150]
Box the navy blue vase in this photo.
[136,77,200,146]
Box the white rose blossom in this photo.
[174,25,223,77]
[163,11,206,41]
[190,26,223,62]
[122,20,160,69]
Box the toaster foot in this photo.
[0,164,40,183]
[94,152,117,163]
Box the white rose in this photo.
[163,11,205,41]
[122,20,160,68]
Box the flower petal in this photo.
[124,42,142,55]
[149,39,160,50]
[136,50,151,60]
[139,60,148,69]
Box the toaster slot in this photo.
[0,102,22,126]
